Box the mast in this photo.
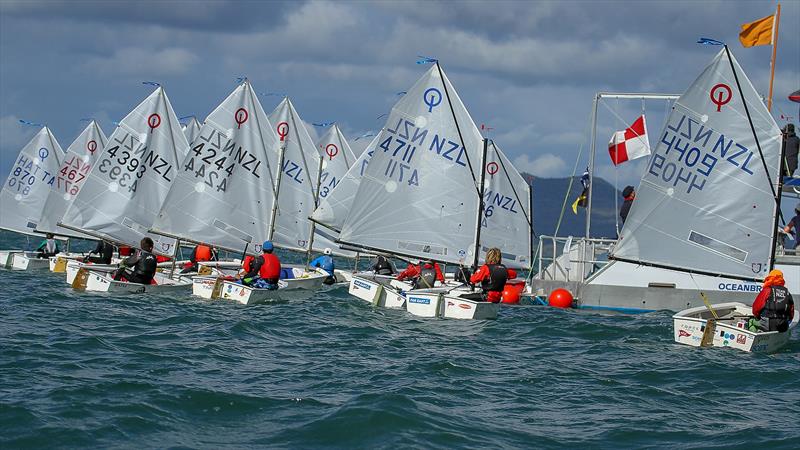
[472,138,489,269]
[585,92,680,239]
[767,3,781,112]
[268,142,287,242]
[306,155,324,266]
[528,180,534,270]
[723,44,782,270]
[585,93,598,240]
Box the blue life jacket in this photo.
[310,255,335,273]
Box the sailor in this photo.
[752,269,795,332]
[781,123,799,177]
[180,243,218,274]
[84,240,114,264]
[397,259,444,289]
[782,204,800,250]
[371,255,395,276]
[469,248,518,303]
[309,248,336,285]
[620,185,635,225]
[240,241,281,290]
[36,233,60,258]
[113,237,157,285]
[454,266,473,284]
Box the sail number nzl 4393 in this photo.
[97,132,175,194]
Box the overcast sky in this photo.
[1,0,797,190]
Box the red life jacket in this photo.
[259,253,281,280]
[243,255,255,273]
[195,245,212,262]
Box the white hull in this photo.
[10,252,51,271]
[673,302,798,353]
[405,291,499,320]
[66,260,117,285]
[49,253,86,272]
[531,258,800,313]
[348,275,407,308]
[74,268,191,293]
[211,266,327,305]
[0,250,24,268]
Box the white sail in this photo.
[183,116,202,144]
[311,133,380,233]
[338,64,485,265]
[610,48,781,281]
[480,141,533,269]
[151,81,280,254]
[36,121,107,238]
[0,127,65,236]
[315,124,357,199]
[310,124,358,257]
[60,87,189,255]
[267,98,322,253]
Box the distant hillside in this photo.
[522,173,624,240]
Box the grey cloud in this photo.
[1,0,797,192]
[0,0,300,32]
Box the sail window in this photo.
[398,241,447,257]
[687,230,747,262]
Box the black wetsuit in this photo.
[114,250,157,284]
[85,241,114,264]
[372,257,394,276]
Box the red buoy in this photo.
[501,280,525,304]
[548,288,573,308]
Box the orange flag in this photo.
[739,14,775,47]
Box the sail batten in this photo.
[610,48,781,281]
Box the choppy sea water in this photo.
[1,232,799,449]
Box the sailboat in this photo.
[308,123,360,282]
[311,133,380,234]
[339,62,532,319]
[58,85,192,292]
[401,140,533,318]
[35,120,108,272]
[0,126,66,270]
[150,80,324,304]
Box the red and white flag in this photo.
[608,115,650,165]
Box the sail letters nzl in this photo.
[281,158,304,184]
[649,113,756,195]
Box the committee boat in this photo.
[529,47,786,313]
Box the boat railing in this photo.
[534,235,617,282]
